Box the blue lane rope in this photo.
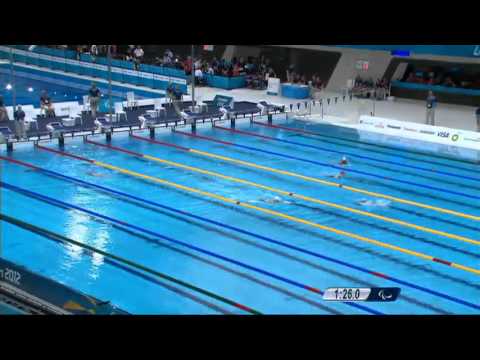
[203,130,480,201]
[0,181,382,315]
[3,159,479,311]
[247,125,480,183]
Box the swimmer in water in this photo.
[265,196,284,204]
[87,171,106,177]
[357,199,391,207]
[249,196,291,205]
[327,171,346,179]
[339,156,349,166]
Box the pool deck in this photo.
[193,86,479,132]
[1,72,478,149]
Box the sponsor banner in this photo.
[267,77,281,96]
[358,115,480,161]
[0,258,126,314]
[0,46,186,86]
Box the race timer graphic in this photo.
[323,288,401,302]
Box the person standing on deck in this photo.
[0,96,9,122]
[88,83,101,118]
[14,105,26,140]
[476,106,480,132]
[40,90,56,118]
[426,90,437,126]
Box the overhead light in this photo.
[5,84,12,90]
[28,87,34,92]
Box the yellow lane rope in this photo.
[117,150,480,247]
[184,148,480,222]
[88,159,480,277]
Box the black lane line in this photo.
[1,218,231,314]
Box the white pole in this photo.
[107,46,113,122]
[191,45,195,112]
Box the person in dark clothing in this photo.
[14,105,26,139]
[426,91,437,126]
[476,106,480,132]
[40,91,55,118]
[88,83,101,118]
[0,95,9,122]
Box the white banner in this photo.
[358,115,480,161]
[267,77,281,96]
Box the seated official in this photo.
[40,91,56,118]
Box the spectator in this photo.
[406,72,416,83]
[443,77,456,87]
[75,45,83,60]
[133,46,144,70]
[90,45,98,61]
[207,64,214,75]
[14,105,26,140]
[40,90,56,118]
[110,45,117,58]
[194,66,204,86]
[88,82,101,118]
[233,62,242,77]
[0,95,9,122]
[286,64,295,83]
[183,56,192,75]
[426,90,437,126]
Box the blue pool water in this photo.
[0,70,93,105]
[0,70,125,113]
[1,115,480,314]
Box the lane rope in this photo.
[3,155,479,310]
[253,119,480,167]
[0,213,232,315]
[0,180,381,315]
[85,139,480,247]
[211,124,480,201]
[32,144,480,277]
[251,121,480,182]
[157,131,480,222]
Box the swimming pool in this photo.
[0,64,163,112]
[1,114,480,315]
[0,67,123,108]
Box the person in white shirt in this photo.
[90,45,98,59]
[133,46,144,59]
[133,46,144,70]
[195,67,204,85]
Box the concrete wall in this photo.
[270,45,393,92]
[224,45,262,61]
[326,48,392,91]
[269,45,480,92]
